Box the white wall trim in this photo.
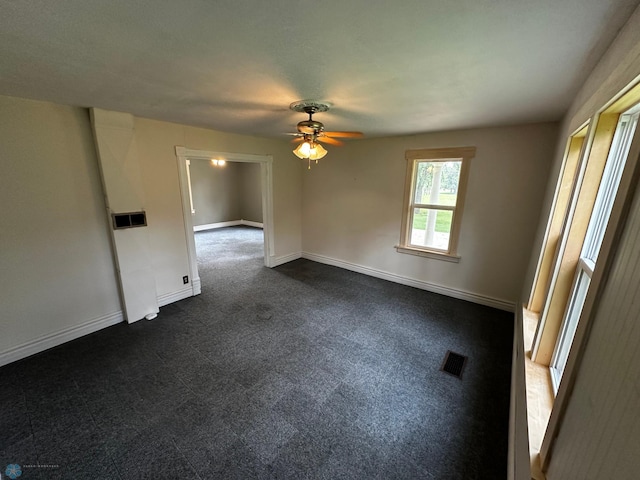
[193,219,263,232]
[157,286,194,307]
[194,220,242,231]
[241,220,264,229]
[192,277,202,296]
[508,304,533,480]
[175,147,274,275]
[0,311,124,367]
[270,252,302,267]
[302,251,516,311]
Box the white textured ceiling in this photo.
[0,0,638,138]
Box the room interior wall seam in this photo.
[190,159,241,226]
[271,252,303,267]
[1,282,201,366]
[0,310,124,367]
[301,122,558,305]
[302,251,516,311]
[175,147,275,270]
[525,5,640,304]
[518,6,640,477]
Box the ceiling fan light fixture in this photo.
[293,140,327,169]
[309,142,327,160]
[293,141,310,159]
[293,141,327,159]
[288,100,361,169]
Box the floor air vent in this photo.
[441,350,467,379]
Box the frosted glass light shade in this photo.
[310,143,327,159]
[293,141,311,159]
[293,141,327,160]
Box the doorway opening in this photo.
[175,147,275,297]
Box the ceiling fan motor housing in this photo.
[297,119,324,134]
[288,100,363,149]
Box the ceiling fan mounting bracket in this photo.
[290,100,331,115]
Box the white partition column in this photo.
[91,108,159,323]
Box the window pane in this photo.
[550,270,591,392]
[583,111,639,263]
[410,208,452,250]
[413,161,461,206]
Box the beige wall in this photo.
[239,162,263,223]
[0,100,302,361]
[189,160,263,226]
[524,5,640,478]
[191,160,242,226]
[170,121,302,256]
[302,123,558,306]
[134,116,302,297]
[0,96,121,357]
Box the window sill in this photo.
[395,245,461,263]
[523,308,554,480]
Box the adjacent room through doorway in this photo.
[175,147,275,298]
[188,157,265,290]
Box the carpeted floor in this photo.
[0,226,513,479]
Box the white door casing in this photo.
[174,147,275,294]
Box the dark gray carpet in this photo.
[0,226,513,479]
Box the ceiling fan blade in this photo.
[323,131,364,138]
[291,137,304,143]
[317,136,344,146]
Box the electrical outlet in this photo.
[183,275,189,284]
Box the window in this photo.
[549,107,639,392]
[397,147,475,261]
[186,159,196,214]
[527,125,588,313]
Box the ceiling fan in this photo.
[288,100,363,169]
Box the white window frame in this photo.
[185,159,196,215]
[549,108,640,393]
[396,147,475,262]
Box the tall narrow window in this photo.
[528,126,588,314]
[550,107,640,391]
[397,147,474,260]
[186,159,195,215]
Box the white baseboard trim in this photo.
[192,277,202,296]
[194,219,263,232]
[241,220,264,229]
[269,252,302,267]
[0,311,124,367]
[194,220,241,231]
[302,252,516,312]
[157,286,194,307]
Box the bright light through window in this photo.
[398,147,475,259]
[410,161,461,250]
